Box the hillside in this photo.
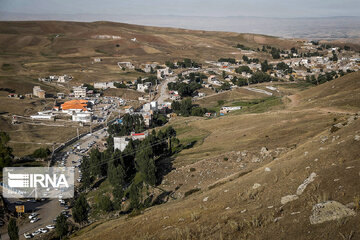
[73,72,360,240]
[0,20,299,91]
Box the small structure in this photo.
[73,86,87,98]
[114,136,130,151]
[220,106,242,115]
[57,93,65,99]
[72,112,92,123]
[131,131,148,141]
[94,82,115,89]
[33,86,46,98]
[124,106,134,114]
[137,83,151,92]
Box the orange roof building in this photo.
[61,100,89,112]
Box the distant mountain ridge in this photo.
[1,12,359,39]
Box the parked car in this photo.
[30,217,39,223]
[46,224,55,229]
[24,233,33,239]
[39,228,48,233]
[32,230,41,236]
[28,213,38,219]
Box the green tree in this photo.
[32,147,50,159]
[73,194,90,225]
[108,161,126,187]
[135,145,156,185]
[0,132,13,170]
[7,218,18,240]
[55,214,68,238]
[97,195,113,212]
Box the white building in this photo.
[157,67,171,79]
[73,86,87,98]
[137,83,150,92]
[114,136,130,151]
[72,112,92,123]
[94,82,115,89]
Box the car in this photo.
[32,230,41,236]
[39,228,48,233]
[28,213,38,219]
[24,233,33,239]
[30,217,39,223]
[46,224,55,229]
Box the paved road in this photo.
[156,76,177,104]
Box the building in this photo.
[137,83,150,92]
[61,100,90,114]
[118,62,135,70]
[94,82,115,89]
[33,86,46,98]
[73,86,87,98]
[57,93,65,99]
[72,112,92,123]
[114,136,130,151]
[124,106,134,114]
[131,131,148,141]
[220,106,242,115]
[157,67,171,79]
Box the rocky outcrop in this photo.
[309,201,356,224]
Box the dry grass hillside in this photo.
[0,21,299,90]
[73,72,360,240]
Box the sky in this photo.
[1,0,360,18]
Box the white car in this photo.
[28,213,38,219]
[32,230,41,236]
[46,224,55,229]
[39,228,48,233]
[30,217,39,223]
[24,233,33,239]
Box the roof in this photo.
[132,133,145,136]
[61,100,89,111]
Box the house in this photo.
[220,106,242,115]
[170,94,181,101]
[8,93,18,98]
[57,93,65,99]
[93,58,102,63]
[157,67,171,79]
[118,62,135,70]
[137,83,151,92]
[25,93,33,99]
[94,82,115,89]
[131,131,148,141]
[142,112,152,127]
[61,100,90,114]
[124,106,134,114]
[73,86,87,98]
[33,86,46,98]
[114,136,130,151]
[72,112,92,123]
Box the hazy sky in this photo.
[1,0,359,18]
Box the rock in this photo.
[260,147,270,157]
[241,209,247,213]
[274,217,282,223]
[225,207,231,210]
[252,183,261,189]
[314,158,319,162]
[251,156,260,163]
[309,201,356,224]
[265,167,271,172]
[281,195,299,205]
[291,211,301,215]
[267,206,274,209]
[355,135,360,141]
[241,151,247,157]
[297,172,317,195]
[236,157,242,163]
[320,136,328,143]
[224,190,228,193]
[331,123,343,133]
[203,197,209,202]
[304,151,308,156]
